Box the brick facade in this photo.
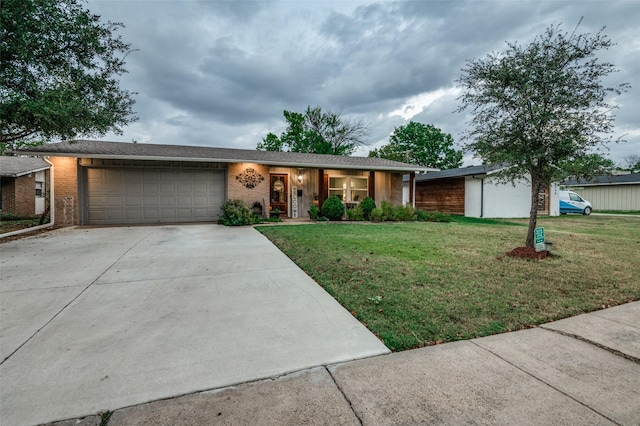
[49,156,79,226]
[1,174,36,216]
[227,163,270,212]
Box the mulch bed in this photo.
[499,246,554,260]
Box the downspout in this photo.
[480,178,484,218]
[0,158,55,239]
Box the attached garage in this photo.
[80,159,225,225]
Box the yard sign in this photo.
[534,227,545,252]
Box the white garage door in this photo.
[85,168,224,225]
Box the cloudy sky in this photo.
[87,0,639,166]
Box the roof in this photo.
[17,140,428,173]
[563,173,640,186]
[414,164,505,182]
[0,156,50,177]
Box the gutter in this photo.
[0,158,55,239]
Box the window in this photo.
[35,181,44,197]
[329,176,367,202]
[569,193,583,202]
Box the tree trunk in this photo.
[525,178,543,248]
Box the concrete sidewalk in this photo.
[50,301,639,426]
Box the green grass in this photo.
[593,210,640,215]
[257,216,640,351]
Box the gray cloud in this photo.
[87,0,639,165]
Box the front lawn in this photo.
[257,215,640,351]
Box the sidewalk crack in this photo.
[539,326,640,364]
[325,365,364,426]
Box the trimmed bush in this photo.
[380,200,396,221]
[370,207,387,222]
[416,209,453,223]
[346,204,365,221]
[309,204,320,220]
[321,195,345,221]
[359,196,376,220]
[218,199,258,226]
[393,204,417,221]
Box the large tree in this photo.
[369,121,462,169]
[257,106,368,155]
[456,21,629,248]
[0,0,137,152]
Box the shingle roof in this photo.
[414,164,504,182]
[562,173,640,186]
[17,140,427,173]
[0,156,50,177]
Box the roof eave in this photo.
[27,152,426,173]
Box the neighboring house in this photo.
[405,165,560,218]
[18,140,425,226]
[0,157,50,216]
[562,173,640,211]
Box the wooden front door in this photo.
[270,174,288,217]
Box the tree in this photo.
[559,153,615,178]
[0,0,137,153]
[456,21,629,248]
[257,106,368,155]
[623,154,640,173]
[369,121,462,169]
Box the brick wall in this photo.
[50,156,79,226]
[0,175,36,216]
[227,163,270,211]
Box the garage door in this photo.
[85,168,224,225]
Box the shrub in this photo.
[416,209,453,223]
[393,204,417,221]
[218,199,257,226]
[370,207,387,222]
[309,204,320,220]
[0,213,36,221]
[380,200,397,221]
[359,196,376,220]
[346,204,365,221]
[321,195,345,221]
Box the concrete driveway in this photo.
[0,225,389,426]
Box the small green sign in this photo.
[534,227,545,252]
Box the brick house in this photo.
[19,140,426,226]
[0,157,50,216]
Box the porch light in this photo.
[297,170,303,184]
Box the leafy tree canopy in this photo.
[369,121,462,169]
[558,153,615,178]
[0,0,137,153]
[456,20,629,247]
[623,154,640,173]
[257,106,368,155]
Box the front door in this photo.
[270,174,288,217]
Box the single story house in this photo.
[0,156,50,216]
[405,165,560,218]
[18,140,425,226]
[562,173,640,211]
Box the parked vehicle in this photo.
[559,190,592,215]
